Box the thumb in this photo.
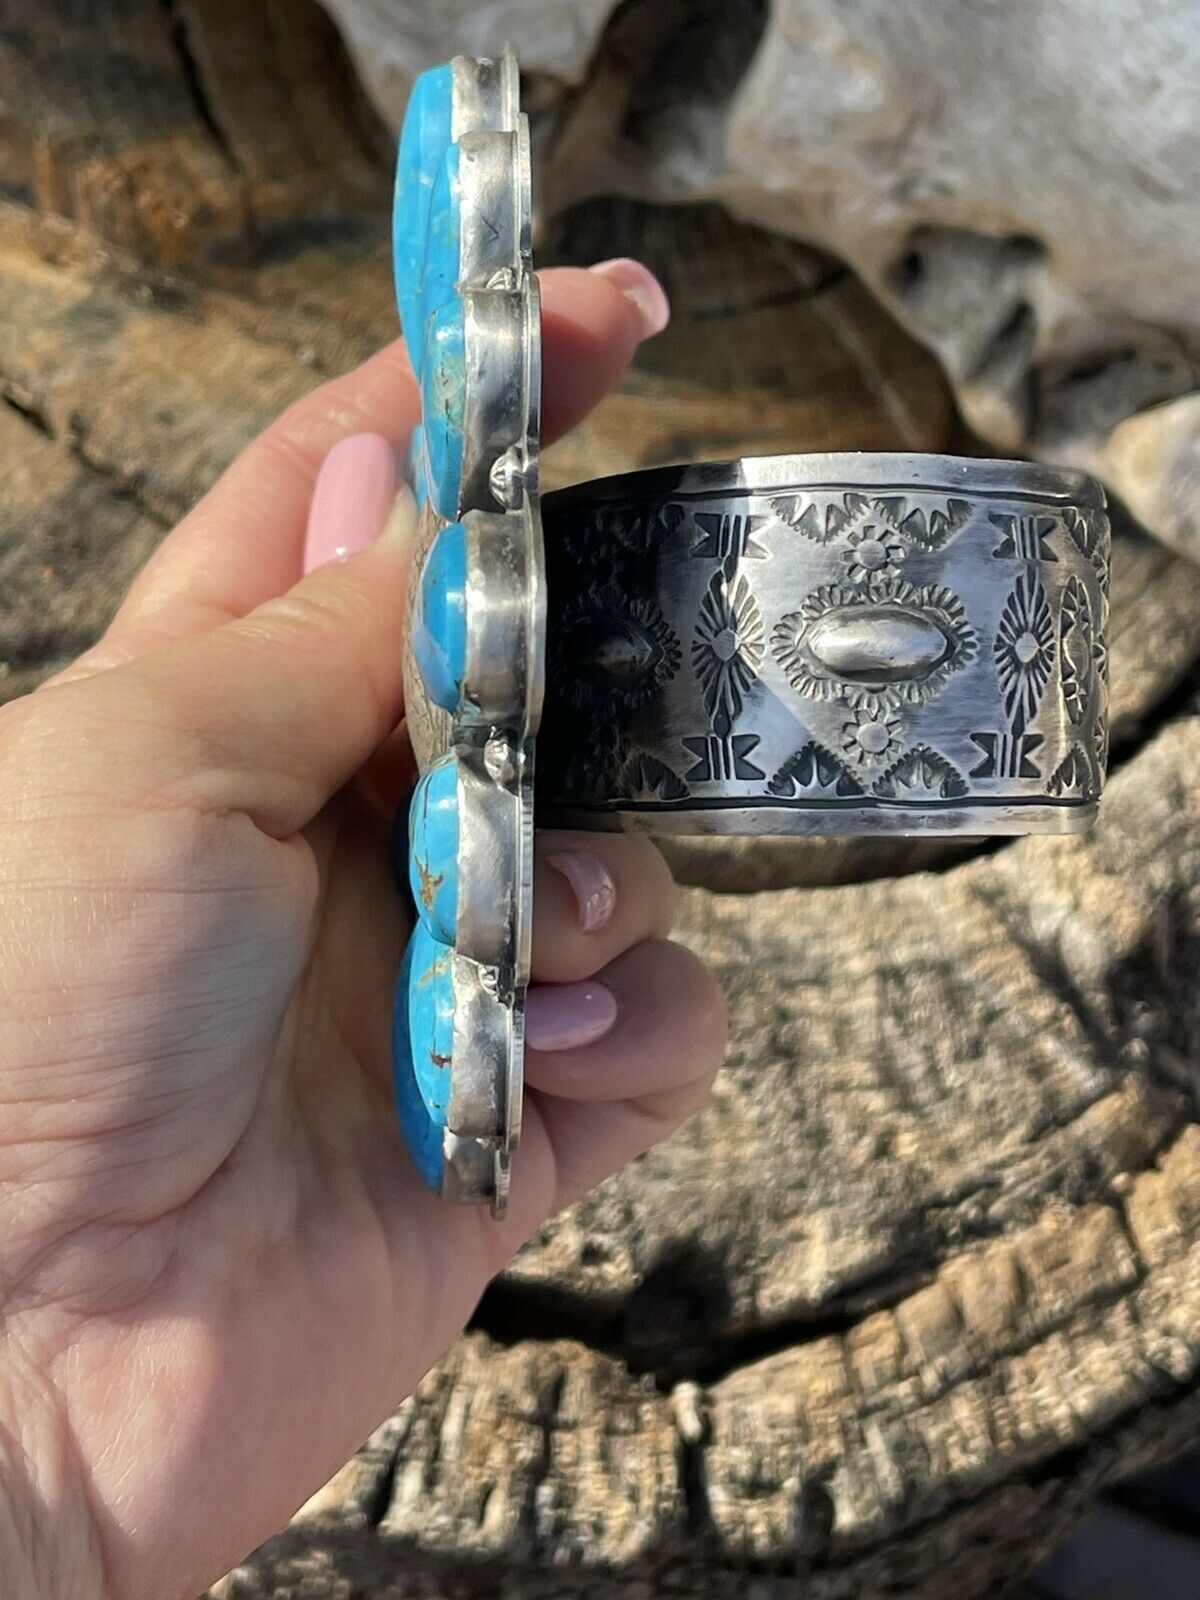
[68,485,418,838]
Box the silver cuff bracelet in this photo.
[538,455,1109,838]
[391,47,1110,1213]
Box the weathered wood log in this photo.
[2,8,1200,1596]
[218,722,1200,1585]
[0,0,388,265]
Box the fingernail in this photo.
[378,480,418,547]
[525,981,617,1052]
[589,257,671,339]
[304,432,398,573]
[546,850,617,932]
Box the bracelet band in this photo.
[390,48,1110,1214]
[538,455,1110,837]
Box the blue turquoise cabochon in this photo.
[394,64,466,524]
[421,297,467,521]
[422,143,462,350]
[393,62,453,381]
[412,520,468,714]
[392,50,536,1209]
[392,925,456,1193]
[408,756,459,946]
[392,61,470,1193]
[407,422,427,510]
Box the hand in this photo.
[0,262,726,1600]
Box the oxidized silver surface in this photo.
[538,455,1109,836]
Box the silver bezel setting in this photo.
[403,47,543,1216]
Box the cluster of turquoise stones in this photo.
[392,62,472,1193]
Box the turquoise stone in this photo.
[407,422,428,510]
[421,142,462,334]
[394,63,454,380]
[391,924,455,1192]
[421,296,467,521]
[390,797,409,885]
[412,520,467,711]
[408,756,459,944]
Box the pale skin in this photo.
[0,265,727,1600]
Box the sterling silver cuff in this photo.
[538,455,1110,837]
[391,47,1110,1214]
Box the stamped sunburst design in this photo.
[841,708,903,767]
[692,570,765,735]
[553,585,682,716]
[772,574,977,715]
[842,524,906,585]
[995,570,1055,733]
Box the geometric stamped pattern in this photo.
[771,574,977,715]
[692,570,764,736]
[538,463,1111,833]
[1060,574,1098,726]
[994,570,1055,734]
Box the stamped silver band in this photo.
[537,454,1110,837]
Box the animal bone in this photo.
[323,0,1200,559]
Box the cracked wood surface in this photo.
[2,5,1200,1596]
[499,716,1200,1371]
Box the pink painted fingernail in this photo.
[303,433,397,573]
[546,850,617,932]
[589,257,671,339]
[525,981,618,1052]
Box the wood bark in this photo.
[1,6,1199,1596]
